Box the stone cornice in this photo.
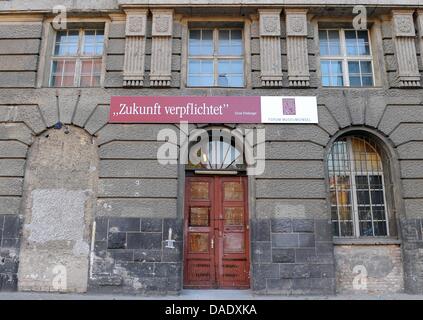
[118,0,423,6]
[0,0,422,13]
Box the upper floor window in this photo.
[319,29,374,87]
[187,28,244,88]
[50,28,104,87]
[328,136,391,238]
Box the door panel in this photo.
[184,177,215,288]
[218,177,250,288]
[184,176,250,289]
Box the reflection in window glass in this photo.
[54,30,79,56]
[321,60,343,86]
[218,29,243,55]
[189,29,213,56]
[328,136,388,237]
[218,60,244,87]
[51,60,76,87]
[188,28,244,87]
[187,59,214,87]
[83,29,104,55]
[348,61,373,87]
[319,30,341,56]
[51,28,104,87]
[319,29,373,87]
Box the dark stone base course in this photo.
[400,218,423,294]
[251,218,336,295]
[0,215,21,292]
[88,217,183,294]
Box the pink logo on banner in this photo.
[282,98,296,115]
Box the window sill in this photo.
[320,86,383,89]
[333,238,401,246]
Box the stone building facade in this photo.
[0,0,422,296]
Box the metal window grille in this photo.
[327,136,389,237]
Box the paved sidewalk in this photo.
[0,290,422,300]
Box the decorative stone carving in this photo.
[286,13,307,37]
[259,9,281,37]
[392,10,421,87]
[152,9,173,36]
[418,11,423,38]
[418,11,423,69]
[285,9,310,87]
[125,14,147,36]
[393,12,415,37]
[258,9,283,87]
[123,10,148,87]
[150,9,174,87]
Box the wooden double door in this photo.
[183,176,250,289]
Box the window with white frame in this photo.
[327,136,390,238]
[187,28,244,87]
[319,29,374,87]
[50,28,104,87]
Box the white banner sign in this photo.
[261,96,318,123]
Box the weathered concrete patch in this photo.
[334,245,404,294]
[27,189,88,253]
[17,127,98,293]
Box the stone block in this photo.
[252,241,271,263]
[0,24,42,39]
[271,219,292,233]
[251,219,270,241]
[298,234,315,248]
[252,263,279,279]
[293,219,314,233]
[155,263,181,278]
[295,248,317,263]
[126,233,162,250]
[266,278,292,291]
[109,250,134,262]
[0,39,40,54]
[134,250,162,262]
[0,141,28,158]
[162,241,182,262]
[0,274,18,292]
[163,219,183,241]
[272,249,295,263]
[141,218,163,232]
[2,215,20,238]
[0,72,36,88]
[315,220,332,241]
[109,217,140,232]
[107,232,127,249]
[95,217,108,242]
[272,233,298,248]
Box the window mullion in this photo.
[214,28,218,86]
[348,137,361,238]
[75,58,80,87]
[340,30,349,87]
[381,174,390,237]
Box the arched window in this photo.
[327,135,391,238]
[187,129,245,171]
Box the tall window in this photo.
[50,28,104,87]
[187,28,244,87]
[319,29,374,87]
[328,136,389,238]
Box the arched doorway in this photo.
[183,128,250,289]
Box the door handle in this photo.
[211,238,214,249]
